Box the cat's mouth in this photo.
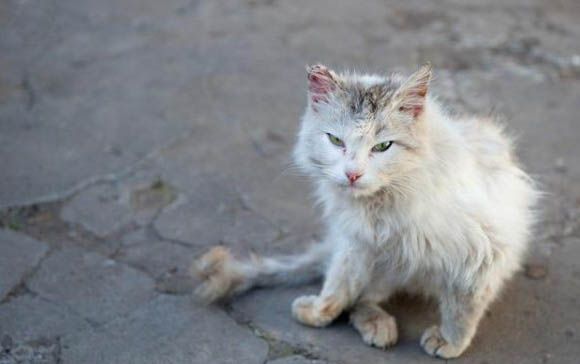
[338,181,367,193]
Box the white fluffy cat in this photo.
[193,64,538,359]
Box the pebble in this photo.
[525,263,548,280]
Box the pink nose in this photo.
[345,171,363,183]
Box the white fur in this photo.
[193,65,539,359]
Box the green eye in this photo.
[327,133,345,147]
[372,141,393,153]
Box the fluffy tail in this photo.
[191,242,329,303]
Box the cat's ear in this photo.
[394,64,432,119]
[307,64,340,107]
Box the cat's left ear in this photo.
[394,64,432,119]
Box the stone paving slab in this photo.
[232,286,441,364]
[0,229,48,300]
[2,0,580,363]
[60,177,178,238]
[116,236,195,278]
[153,174,282,248]
[231,238,580,364]
[268,356,329,364]
[0,295,90,342]
[60,183,136,237]
[61,294,269,364]
[28,248,156,325]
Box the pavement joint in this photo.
[222,302,324,363]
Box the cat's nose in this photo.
[345,171,363,183]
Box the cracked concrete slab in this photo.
[0,229,48,301]
[2,0,580,363]
[232,286,439,363]
[28,248,156,325]
[61,294,269,364]
[116,237,195,278]
[268,356,329,364]
[153,175,282,248]
[60,183,135,237]
[0,337,61,364]
[0,295,90,342]
[60,177,178,237]
[231,240,580,363]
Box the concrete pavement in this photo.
[1,0,580,363]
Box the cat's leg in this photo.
[292,239,370,328]
[421,283,498,359]
[350,300,398,349]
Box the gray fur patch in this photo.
[347,82,398,118]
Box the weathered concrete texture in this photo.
[2,0,580,363]
[231,239,580,363]
[153,174,282,248]
[116,236,194,278]
[60,178,178,237]
[0,338,61,364]
[60,183,135,237]
[268,356,329,364]
[61,294,269,364]
[28,248,156,325]
[233,287,441,364]
[0,0,205,208]
[0,295,90,342]
[0,229,48,300]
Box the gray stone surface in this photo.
[1,0,580,363]
[0,229,48,300]
[268,356,329,364]
[60,183,135,237]
[60,178,178,237]
[232,243,580,364]
[233,287,441,364]
[0,0,200,208]
[61,294,269,364]
[28,248,156,325]
[153,175,283,248]
[0,339,60,364]
[0,295,90,342]
[116,237,194,278]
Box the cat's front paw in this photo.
[291,295,339,327]
[350,307,398,349]
[420,325,467,359]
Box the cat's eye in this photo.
[326,133,345,147]
[371,141,393,153]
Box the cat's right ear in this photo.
[307,64,339,108]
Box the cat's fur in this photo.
[192,64,539,359]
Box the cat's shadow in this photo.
[230,274,540,362]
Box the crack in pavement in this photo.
[221,302,326,363]
[0,128,196,210]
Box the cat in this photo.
[192,64,539,359]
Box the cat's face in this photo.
[294,64,432,198]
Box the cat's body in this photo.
[193,65,538,359]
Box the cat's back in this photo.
[454,115,516,171]
[449,112,537,250]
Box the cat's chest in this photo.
[332,204,401,245]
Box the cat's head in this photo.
[294,64,433,198]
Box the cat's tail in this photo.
[191,242,329,303]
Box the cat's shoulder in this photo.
[452,113,515,167]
